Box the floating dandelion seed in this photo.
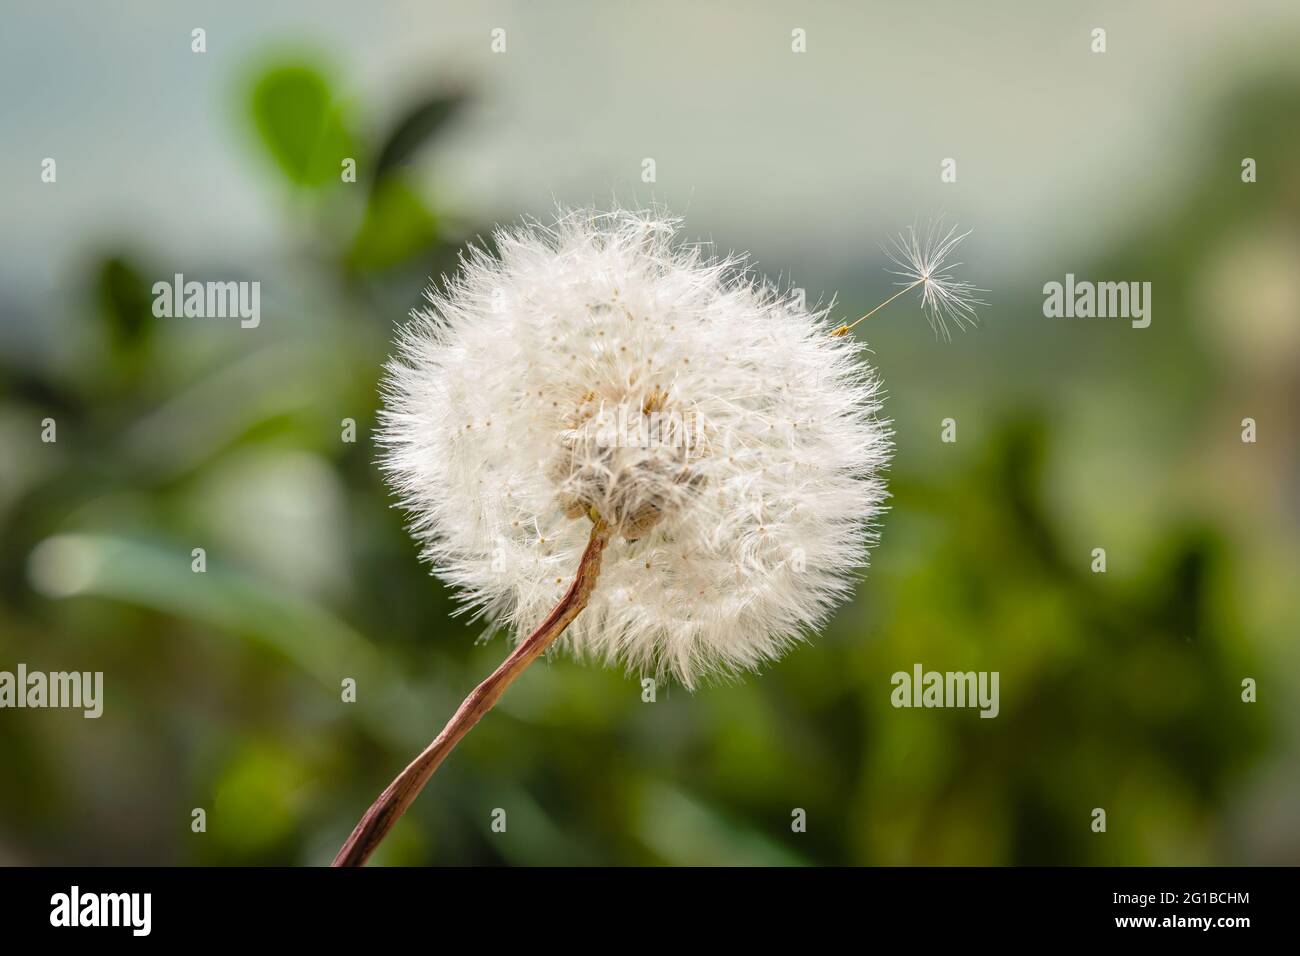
[833,219,988,340]
[336,208,898,866]
[886,220,988,339]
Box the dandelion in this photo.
[833,218,988,341]
[335,208,977,866]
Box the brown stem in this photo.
[332,517,612,867]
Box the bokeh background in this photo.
[2,0,1298,865]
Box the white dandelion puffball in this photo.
[379,210,890,687]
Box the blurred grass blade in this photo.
[26,532,416,745]
[373,92,465,184]
[633,780,809,866]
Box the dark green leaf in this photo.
[373,91,465,182]
[95,255,153,351]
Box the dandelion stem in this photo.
[831,280,923,337]
[332,516,612,867]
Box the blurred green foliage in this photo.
[0,55,1295,866]
[249,64,355,188]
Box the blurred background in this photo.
[2,0,1298,865]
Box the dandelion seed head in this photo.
[379,208,890,687]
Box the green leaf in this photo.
[248,63,353,188]
[212,739,312,857]
[347,176,439,271]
